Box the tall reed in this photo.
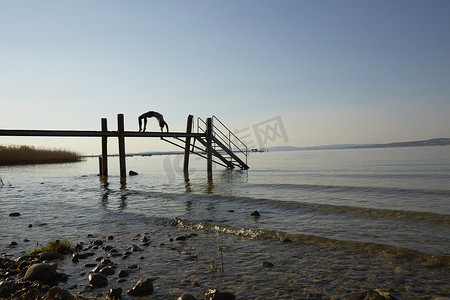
[0,144,81,165]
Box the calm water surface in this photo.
[1,146,449,299]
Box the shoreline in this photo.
[2,221,449,300]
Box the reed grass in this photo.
[0,144,81,165]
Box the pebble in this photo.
[100,266,115,276]
[91,239,103,246]
[178,292,199,300]
[140,235,150,245]
[106,287,123,299]
[348,289,398,300]
[131,244,142,252]
[263,261,274,267]
[127,278,154,296]
[88,273,108,288]
[250,210,261,217]
[118,269,129,278]
[39,251,62,261]
[204,289,236,300]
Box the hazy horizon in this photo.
[1,1,449,154]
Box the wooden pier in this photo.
[0,114,249,179]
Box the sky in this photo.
[1,0,449,154]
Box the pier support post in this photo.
[101,118,108,177]
[117,114,126,179]
[183,114,193,173]
[206,117,213,179]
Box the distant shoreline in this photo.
[267,138,450,152]
[82,138,450,157]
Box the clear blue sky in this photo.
[1,0,449,154]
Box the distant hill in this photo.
[268,138,450,151]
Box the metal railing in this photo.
[197,116,248,168]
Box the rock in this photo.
[263,261,274,267]
[9,212,20,217]
[85,263,97,268]
[205,289,236,300]
[104,245,114,252]
[129,170,138,176]
[178,292,198,300]
[28,224,33,228]
[71,254,79,263]
[89,273,108,288]
[131,245,142,252]
[127,278,154,296]
[47,286,71,299]
[348,289,398,300]
[140,235,150,245]
[92,239,103,245]
[23,263,57,282]
[107,235,115,240]
[109,249,122,257]
[100,266,115,276]
[176,235,188,241]
[118,270,129,278]
[106,287,123,299]
[100,258,113,265]
[250,210,260,217]
[39,251,62,261]
[9,241,18,246]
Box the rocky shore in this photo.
[1,236,239,300]
[1,231,409,300]
[3,212,448,299]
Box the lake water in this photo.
[1,146,449,299]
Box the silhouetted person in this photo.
[138,111,169,132]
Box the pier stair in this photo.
[161,116,249,170]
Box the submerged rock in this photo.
[127,278,153,296]
[263,261,274,267]
[250,210,260,217]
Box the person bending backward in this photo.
[138,111,169,132]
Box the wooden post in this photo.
[183,115,193,173]
[101,118,108,177]
[117,114,126,179]
[206,117,213,179]
[98,157,103,176]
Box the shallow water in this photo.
[1,146,449,299]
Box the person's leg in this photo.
[143,118,148,132]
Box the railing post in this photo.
[206,117,213,179]
[117,114,126,179]
[101,118,108,177]
[183,115,193,173]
